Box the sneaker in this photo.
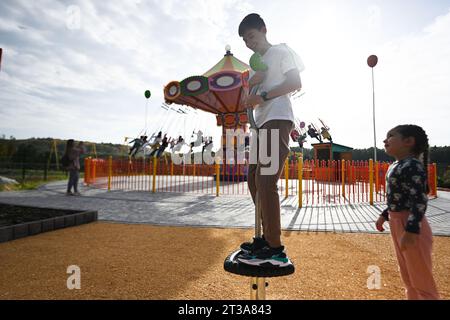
[240,236,268,254]
[73,192,81,196]
[66,192,74,196]
[237,245,292,268]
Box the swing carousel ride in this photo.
[163,45,251,171]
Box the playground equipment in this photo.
[124,90,152,157]
[123,89,173,160]
[163,45,251,180]
[47,139,60,171]
[224,245,295,299]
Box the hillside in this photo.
[1,137,449,165]
[0,138,126,163]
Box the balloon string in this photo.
[145,99,149,133]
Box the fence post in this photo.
[285,157,289,199]
[298,154,303,208]
[375,161,379,193]
[369,159,374,205]
[215,159,220,197]
[84,157,91,186]
[341,160,345,197]
[433,163,438,197]
[148,158,152,191]
[152,158,157,193]
[92,159,97,184]
[107,156,112,191]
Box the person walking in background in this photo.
[64,139,85,196]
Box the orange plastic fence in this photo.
[83,157,438,204]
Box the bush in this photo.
[438,168,450,188]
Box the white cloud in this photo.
[374,9,450,147]
[289,5,450,148]
[0,0,449,151]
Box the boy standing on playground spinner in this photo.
[237,13,304,267]
[376,125,440,299]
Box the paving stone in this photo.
[0,181,449,236]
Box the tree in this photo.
[12,144,38,164]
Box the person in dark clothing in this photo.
[307,125,322,143]
[376,124,439,300]
[129,136,144,157]
[64,139,85,196]
[156,135,170,158]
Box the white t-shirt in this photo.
[250,44,305,128]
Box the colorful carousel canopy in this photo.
[164,46,251,128]
[203,51,249,77]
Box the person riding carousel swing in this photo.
[126,89,153,158]
[154,134,172,158]
[291,129,307,148]
[307,124,322,143]
[319,118,333,142]
[290,119,307,148]
[190,130,204,152]
[128,135,148,158]
[148,131,163,157]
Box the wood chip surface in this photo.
[0,222,448,300]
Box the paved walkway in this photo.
[0,181,449,235]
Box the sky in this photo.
[0,0,449,150]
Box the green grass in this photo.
[0,170,84,191]
[1,177,64,191]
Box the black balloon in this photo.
[367,55,378,68]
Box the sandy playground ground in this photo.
[0,222,449,300]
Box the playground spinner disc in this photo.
[224,249,295,278]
